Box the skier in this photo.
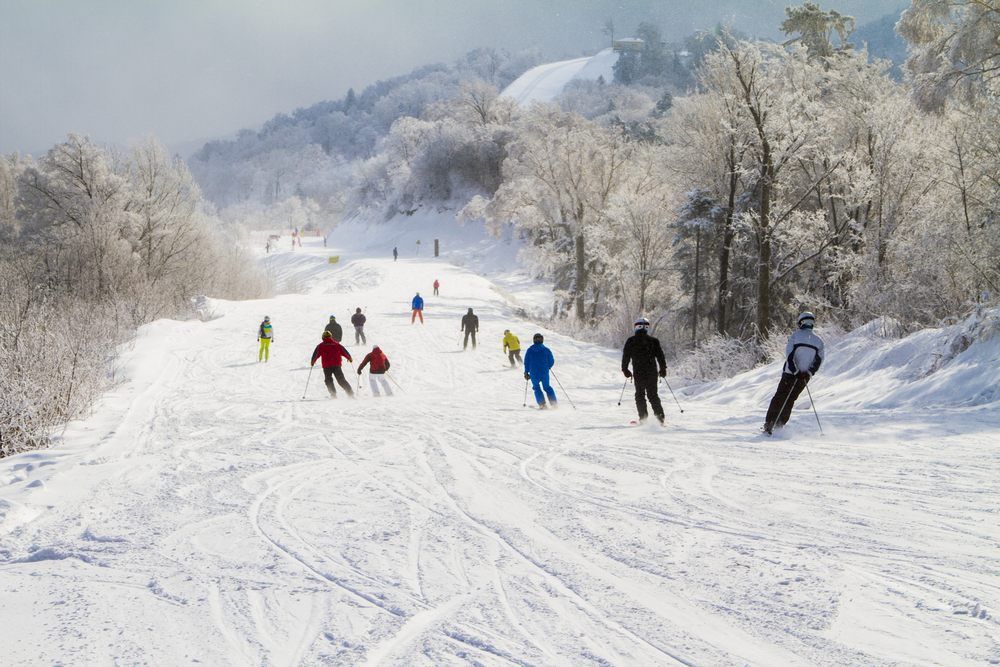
[393,246,398,261]
[433,279,440,296]
[461,307,479,349]
[351,307,367,344]
[324,315,343,342]
[503,329,522,367]
[357,345,392,397]
[763,311,825,435]
[523,333,557,409]
[411,292,424,324]
[621,317,667,425]
[257,316,273,362]
[310,331,354,398]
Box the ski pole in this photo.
[617,379,629,406]
[804,383,824,435]
[550,371,576,410]
[385,371,406,393]
[523,377,529,407]
[302,365,314,399]
[660,376,685,413]
[356,371,362,393]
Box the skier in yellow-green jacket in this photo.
[258,316,273,362]
[503,329,522,367]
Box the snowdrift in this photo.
[691,309,1000,411]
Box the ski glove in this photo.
[797,371,811,382]
[523,372,530,381]
[622,369,632,379]
[659,369,666,378]
[357,369,362,375]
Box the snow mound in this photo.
[694,308,1000,411]
[502,48,618,105]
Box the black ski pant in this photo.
[634,372,664,420]
[323,366,354,397]
[463,330,477,349]
[508,349,522,367]
[765,373,807,429]
[354,326,366,345]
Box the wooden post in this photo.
[434,239,439,257]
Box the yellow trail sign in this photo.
[328,256,340,264]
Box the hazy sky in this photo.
[0,0,905,155]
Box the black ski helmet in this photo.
[797,311,816,329]
[532,333,544,344]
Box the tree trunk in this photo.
[574,233,587,320]
[756,153,773,340]
[692,227,701,346]
[717,145,737,335]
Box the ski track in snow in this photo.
[1,236,998,666]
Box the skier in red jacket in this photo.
[357,345,393,396]
[311,331,354,398]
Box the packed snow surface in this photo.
[502,48,618,105]
[1,228,998,665]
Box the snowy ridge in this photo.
[0,231,997,665]
[694,309,1000,411]
[502,48,618,105]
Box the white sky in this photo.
[0,0,905,155]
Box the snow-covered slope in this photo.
[1,231,997,665]
[502,48,618,105]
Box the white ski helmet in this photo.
[634,317,650,331]
[797,311,816,328]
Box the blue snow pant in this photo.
[531,372,557,406]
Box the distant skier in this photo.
[257,316,273,362]
[393,247,398,261]
[411,292,424,324]
[311,331,354,398]
[433,279,440,296]
[503,329,522,367]
[358,345,392,396]
[621,317,666,425]
[523,333,557,409]
[461,308,479,349]
[324,315,343,342]
[763,312,825,435]
[351,308,367,344]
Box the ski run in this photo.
[1,227,998,666]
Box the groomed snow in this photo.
[502,48,618,106]
[1,226,998,665]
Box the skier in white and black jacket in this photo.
[763,312,825,434]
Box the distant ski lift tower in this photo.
[613,38,644,53]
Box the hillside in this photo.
[1,228,997,664]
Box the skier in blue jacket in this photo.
[411,292,424,324]
[523,333,557,409]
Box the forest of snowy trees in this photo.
[366,2,996,354]
[0,137,268,455]
[188,2,997,363]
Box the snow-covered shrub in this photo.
[674,335,762,381]
[0,136,270,456]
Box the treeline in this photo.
[354,1,998,360]
[0,136,268,456]
[188,48,544,211]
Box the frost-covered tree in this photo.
[897,0,1000,110]
[464,108,638,320]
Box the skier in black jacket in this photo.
[350,308,366,344]
[621,317,667,424]
[324,315,343,342]
[461,308,479,350]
